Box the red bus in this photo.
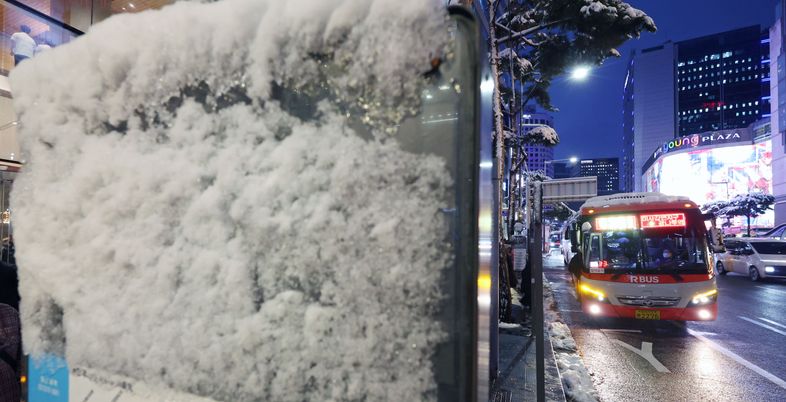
[567,193,719,321]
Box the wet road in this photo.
[544,253,786,402]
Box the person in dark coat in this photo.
[0,303,20,402]
[0,261,19,311]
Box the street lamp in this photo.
[570,66,591,81]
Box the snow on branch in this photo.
[524,125,559,146]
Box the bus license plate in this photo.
[635,310,660,320]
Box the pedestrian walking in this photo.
[0,304,21,402]
[10,25,35,65]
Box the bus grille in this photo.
[617,296,681,307]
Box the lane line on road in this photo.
[758,317,786,330]
[755,286,786,296]
[687,329,786,391]
[611,340,670,373]
[739,316,786,336]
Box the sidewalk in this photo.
[492,288,566,401]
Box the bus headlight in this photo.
[690,289,718,305]
[579,283,608,303]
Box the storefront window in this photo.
[95,0,175,25]
[15,0,95,32]
[10,0,174,34]
[0,0,78,73]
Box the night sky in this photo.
[550,0,779,161]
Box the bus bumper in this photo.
[581,302,718,321]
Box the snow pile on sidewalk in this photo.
[544,280,599,402]
[10,0,450,401]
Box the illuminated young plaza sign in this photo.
[642,127,753,173]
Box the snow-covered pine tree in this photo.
[486,0,656,241]
[724,193,775,237]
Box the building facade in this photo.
[552,160,580,179]
[579,158,620,196]
[642,125,773,233]
[629,26,772,192]
[772,3,786,226]
[631,42,677,190]
[621,55,635,192]
[677,26,771,136]
[521,107,555,178]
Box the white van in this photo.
[716,238,786,281]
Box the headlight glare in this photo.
[691,289,718,305]
[579,283,607,303]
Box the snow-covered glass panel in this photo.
[10,1,481,401]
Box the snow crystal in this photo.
[10,0,451,400]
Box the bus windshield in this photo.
[585,217,709,275]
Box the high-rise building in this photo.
[551,160,580,179]
[629,42,677,191]
[677,26,771,136]
[521,107,555,178]
[626,26,771,191]
[621,56,635,192]
[579,158,620,196]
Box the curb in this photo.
[543,277,601,402]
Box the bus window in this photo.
[586,223,709,273]
[588,234,601,263]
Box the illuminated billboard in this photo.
[643,141,773,230]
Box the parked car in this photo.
[761,223,786,239]
[716,238,786,281]
[751,227,774,237]
[548,233,561,253]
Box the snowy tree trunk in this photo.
[506,43,518,237]
[747,214,751,237]
[489,0,506,241]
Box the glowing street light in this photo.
[570,66,591,81]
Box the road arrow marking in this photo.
[611,339,670,373]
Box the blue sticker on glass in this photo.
[28,354,69,402]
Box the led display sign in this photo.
[643,141,774,231]
[641,127,753,174]
[640,213,686,228]
[595,215,637,231]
